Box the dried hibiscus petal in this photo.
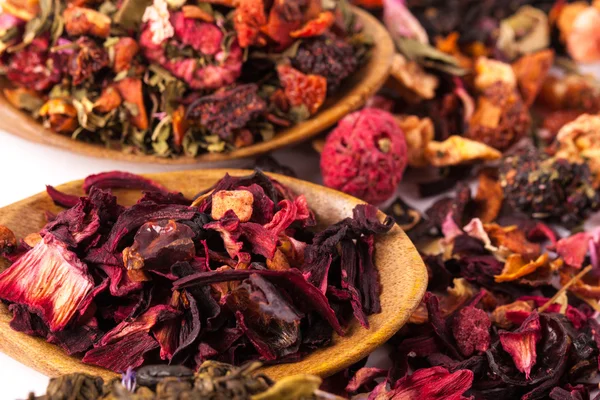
[498,312,542,379]
[228,274,302,360]
[0,236,94,331]
[83,171,172,195]
[384,366,474,400]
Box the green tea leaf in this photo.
[113,0,153,30]
[395,37,467,76]
[10,0,53,52]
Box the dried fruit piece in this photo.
[186,84,266,140]
[292,34,358,92]
[395,115,434,167]
[425,135,501,167]
[233,0,266,47]
[388,54,439,101]
[555,114,600,187]
[115,77,149,130]
[277,64,327,116]
[495,254,559,283]
[93,86,122,113]
[452,306,491,357]
[211,190,254,222]
[474,173,504,223]
[112,37,139,73]
[0,236,94,331]
[474,57,517,92]
[468,83,531,151]
[63,5,111,38]
[290,11,334,38]
[512,49,554,106]
[68,37,109,86]
[39,99,79,134]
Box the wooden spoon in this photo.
[0,170,426,380]
[0,7,394,165]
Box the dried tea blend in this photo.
[28,362,341,400]
[0,170,392,373]
[0,0,369,157]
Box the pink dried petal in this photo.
[345,367,387,393]
[554,232,590,269]
[499,312,542,379]
[171,12,223,55]
[0,236,94,331]
[452,305,491,357]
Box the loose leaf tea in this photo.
[27,361,345,400]
[0,170,391,372]
[0,0,369,157]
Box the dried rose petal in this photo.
[498,312,542,379]
[0,236,94,331]
[452,306,491,357]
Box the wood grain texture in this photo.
[0,8,393,165]
[0,170,427,381]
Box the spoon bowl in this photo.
[0,170,426,380]
[0,7,393,165]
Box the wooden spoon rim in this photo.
[0,169,427,381]
[0,8,394,165]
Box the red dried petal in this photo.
[452,305,491,357]
[277,64,327,115]
[554,232,590,269]
[498,312,542,379]
[389,366,474,400]
[263,0,304,48]
[0,236,94,331]
[290,11,335,38]
[345,367,387,393]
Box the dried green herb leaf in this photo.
[497,6,550,60]
[395,38,467,76]
[113,0,153,30]
[10,0,53,52]
[151,116,173,156]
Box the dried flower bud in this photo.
[142,0,175,45]
[395,115,434,167]
[63,5,111,38]
[39,99,79,133]
[388,54,439,101]
[474,57,517,92]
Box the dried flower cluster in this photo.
[0,0,368,157]
[0,170,392,373]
